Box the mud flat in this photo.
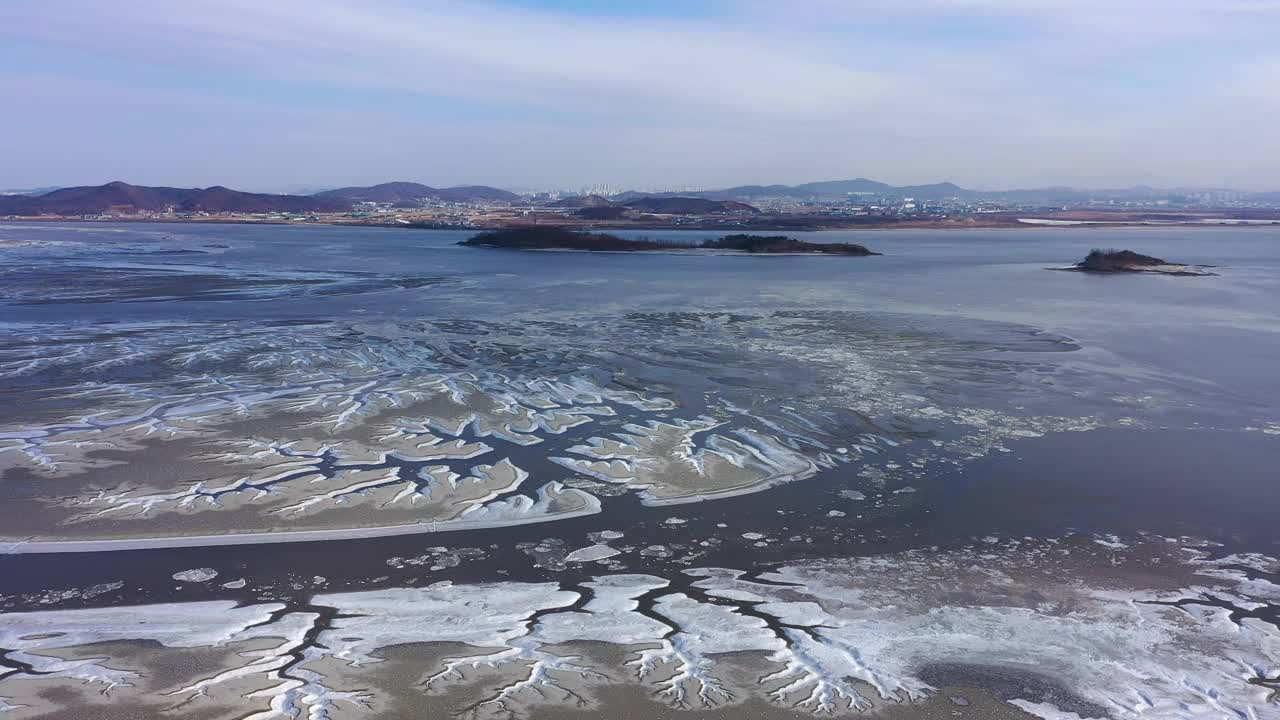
[551,417,818,505]
[0,308,1203,551]
[0,535,1276,718]
[1,482,602,554]
[0,322,691,548]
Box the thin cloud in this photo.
[0,0,1277,189]
[0,0,895,116]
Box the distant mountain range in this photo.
[0,181,524,215]
[0,181,348,215]
[611,179,966,202]
[610,179,1274,204]
[2,178,1276,217]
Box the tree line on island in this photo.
[1077,249,1165,271]
[459,228,879,255]
[1057,248,1215,276]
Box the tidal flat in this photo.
[1,222,1278,719]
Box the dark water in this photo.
[1,222,1279,606]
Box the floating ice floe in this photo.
[171,568,218,583]
[564,545,621,563]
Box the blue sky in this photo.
[1,0,1278,192]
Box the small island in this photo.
[1056,249,1216,276]
[702,234,878,255]
[459,228,878,255]
[459,227,677,251]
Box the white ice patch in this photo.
[551,416,818,506]
[0,601,285,651]
[171,568,218,583]
[534,575,671,645]
[316,582,578,661]
[564,545,620,563]
[452,481,601,528]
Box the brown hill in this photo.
[623,197,759,215]
[575,206,631,220]
[0,181,346,215]
[313,182,436,204]
[315,183,521,205]
[549,194,616,208]
[429,186,521,203]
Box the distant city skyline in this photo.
[2,1,1278,191]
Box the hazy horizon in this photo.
[3,1,1278,191]
[5,177,1279,198]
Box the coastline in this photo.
[5,215,1280,233]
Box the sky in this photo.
[2,0,1278,192]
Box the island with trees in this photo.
[702,234,878,254]
[1057,249,1216,276]
[459,228,878,255]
